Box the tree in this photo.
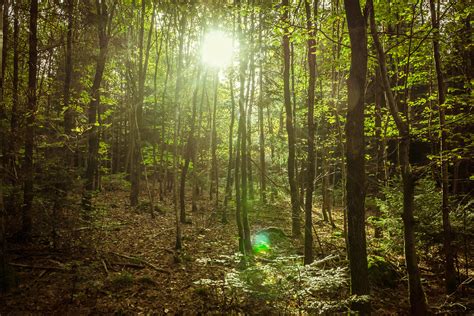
[303,0,316,266]
[368,0,428,313]
[63,0,74,137]
[22,0,39,239]
[429,0,457,293]
[344,0,370,313]
[84,0,115,202]
[282,0,300,238]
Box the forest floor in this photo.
[0,184,472,314]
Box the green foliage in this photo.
[194,254,354,313]
[370,176,444,255]
[101,173,131,192]
[367,255,400,288]
[108,272,134,290]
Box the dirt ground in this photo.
[0,189,472,314]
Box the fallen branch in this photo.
[311,254,339,267]
[109,261,145,269]
[8,262,66,271]
[109,251,170,274]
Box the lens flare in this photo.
[252,233,270,254]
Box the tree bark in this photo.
[258,16,266,204]
[0,0,6,292]
[210,72,219,209]
[173,11,186,250]
[22,0,39,238]
[238,9,252,254]
[7,1,18,186]
[85,0,111,197]
[223,77,236,223]
[282,0,300,238]
[344,0,370,313]
[63,0,74,136]
[368,0,428,313]
[131,0,155,206]
[303,0,316,265]
[180,68,202,223]
[429,0,457,294]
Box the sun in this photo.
[202,30,234,68]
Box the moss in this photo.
[138,275,156,286]
[109,272,134,289]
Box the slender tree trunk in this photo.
[246,11,256,202]
[180,68,201,223]
[235,93,244,253]
[63,0,74,136]
[282,0,300,238]
[374,67,384,238]
[0,0,6,292]
[152,19,165,208]
[429,0,457,293]
[192,71,207,213]
[210,72,219,209]
[174,11,186,250]
[0,0,6,171]
[22,0,39,238]
[303,0,316,265]
[7,1,17,208]
[344,0,370,313]
[258,20,266,204]
[369,1,428,313]
[131,0,154,206]
[159,45,171,201]
[238,10,252,254]
[85,0,111,198]
[223,77,236,222]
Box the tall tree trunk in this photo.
[374,67,384,238]
[282,0,300,238]
[344,0,370,313]
[0,0,6,170]
[85,0,111,196]
[0,0,6,292]
[180,68,201,223]
[235,90,244,253]
[210,72,219,209]
[429,0,457,293]
[303,0,316,265]
[223,77,236,223]
[22,0,39,238]
[238,9,252,254]
[131,0,154,206]
[7,1,18,210]
[246,10,256,202]
[173,11,186,250]
[369,0,428,313]
[258,16,266,204]
[63,0,74,136]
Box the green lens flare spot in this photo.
[252,233,271,254]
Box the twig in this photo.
[311,223,324,256]
[101,258,109,275]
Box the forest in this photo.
[0,0,472,314]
